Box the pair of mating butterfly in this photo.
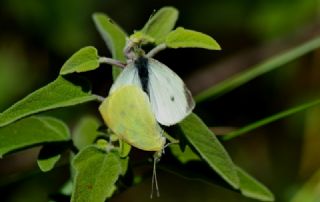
[99,44,195,153]
[98,40,195,198]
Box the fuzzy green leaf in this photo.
[195,36,320,102]
[290,169,320,202]
[0,76,98,127]
[61,180,73,195]
[73,116,101,150]
[170,141,274,201]
[37,153,60,172]
[170,144,200,164]
[129,31,155,44]
[0,116,70,157]
[141,6,178,44]
[178,113,239,189]
[37,141,70,172]
[237,166,275,201]
[60,46,99,75]
[119,157,129,176]
[165,27,221,50]
[71,146,121,202]
[92,13,127,79]
[119,140,131,158]
[170,140,274,201]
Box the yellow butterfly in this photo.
[99,85,165,197]
[99,85,165,152]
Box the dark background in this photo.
[1,0,320,201]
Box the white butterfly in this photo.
[109,56,195,126]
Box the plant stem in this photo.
[223,97,320,141]
[147,44,167,58]
[195,36,320,102]
[94,94,106,103]
[99,57,126,68]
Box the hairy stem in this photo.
[99,57,126,68]
[146,44,167,58]
[94,94,106,103]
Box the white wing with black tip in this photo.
[147,58,195,126]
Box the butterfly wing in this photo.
[99,85,165,152]
[148,58,195,126]
[109,61,141,94]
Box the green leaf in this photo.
[165,27,221,50]
[178,113,239,189]
[170,142,274,201]
[0,116,70,157]
[141,6,178,44]
[37,141,70,172]
[170,144,200,164]
[92,13,127,79]
[71,146,121,202]
[73,116,101,150]
[223,97,320,140]
[129,31,155,44]
[60,46,99,75]
[290,169,320,202]
[195,36,320,102]
[237,166,275,201]
[119,140,131,158]
[37,153,60,172]
[60,180,73,195]
[0,76,98,127]
[119,157,129,176]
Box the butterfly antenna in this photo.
[150,156,160,198]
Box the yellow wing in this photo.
[99,85,165,152]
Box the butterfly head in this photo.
[124,31,155,61]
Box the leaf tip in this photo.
[92,12,104,20]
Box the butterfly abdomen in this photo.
[135,57,149,95]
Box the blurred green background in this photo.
[1,0,320,201]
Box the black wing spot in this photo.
[170,96,175,102]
